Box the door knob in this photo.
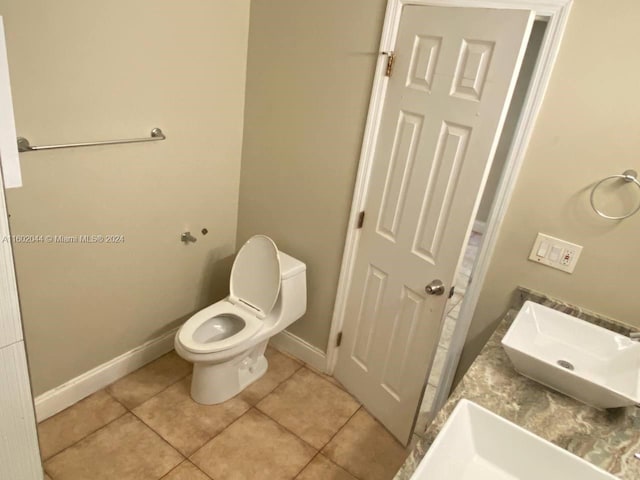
[425,279,445,296]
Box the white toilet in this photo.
[174,235,307,404]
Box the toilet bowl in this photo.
[174,235,306,404]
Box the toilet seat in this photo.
[177,301,263,354]
[177,235,282,355]
[229,235,281,318]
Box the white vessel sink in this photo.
[411,399,618,479]
[502,301,640,409]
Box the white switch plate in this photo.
[529,233,583,273]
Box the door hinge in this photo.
[336,332,343,347]
[448,286,455,299]
[382,51,395,77]
[357,211,365,229]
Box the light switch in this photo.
[536,241,550,258]
[528,233,583,273]
[549,246,562,263]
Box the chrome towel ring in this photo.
[590,169,640,220]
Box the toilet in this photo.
[174,235,307,404]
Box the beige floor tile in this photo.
[257,368,360,449]
[38,389,126,460]
[296,454,357,480]
[191,409,316,480]
[45,413,183,480]
[303,363,347,391]
[323,409,407,480]
[162,460,211,480]
[134,376,250,456]
[239,347,302,405]
[107,351,191,409]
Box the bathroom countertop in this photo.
[394,309,640,480]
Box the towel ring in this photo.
[590,169,640,220]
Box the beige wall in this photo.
[458,0,640,376]
[238,0,386,350]
[7,0,634,396]
[2,0,250,395]
[242,0,640,381]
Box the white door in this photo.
[334,5,534,443]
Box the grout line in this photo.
[107,366,192,411]
[250,368,324,442]
[44,363,365,480]
[292,407,365,480]
[42,362,191,465]
[269,345,305,366]
[359,405,406,449]
[301,366,353,396]
[292,450,321,479]
[322,404,406,480]
[43,465,54,480]
[179,360,307,461]
[254,366,363,457]
[187,405,258,461]
[316,406,365,480]
[46,356,358,477]
[103,387,130,411]
[116,415,188,476]
[250,360,304,407]
[41,409,130,463]
[320,405,361,449]
[253,406,319,452]
[158,459,214,480]
[323,455,365,480]
[128,409,190,459]
[157,461,184,480]
[42,360,192,462]
[186,406,324,477]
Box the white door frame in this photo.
[326,0,572,410]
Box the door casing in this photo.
[326,0,573,418]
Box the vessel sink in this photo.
[502,301,640,409]
[411,399,618,479]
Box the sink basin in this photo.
[502,301,640,409]
[411,399,618,479]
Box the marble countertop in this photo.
[395,309,640,479]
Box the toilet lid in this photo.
[229,235,281,319]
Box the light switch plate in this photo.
[529,233,583,273]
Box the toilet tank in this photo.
[275,251,307,326]
[279,251,306,280]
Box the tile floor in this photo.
[414,231,482,438]
[39,348,408,480]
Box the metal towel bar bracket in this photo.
[17,127,166,152]
[590,169,640,220]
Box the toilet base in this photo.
[190,343,268,405]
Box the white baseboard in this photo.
[473,219,487,234]
[34,327,179,422]
[35,327,328,421]
[269,330,327,372]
